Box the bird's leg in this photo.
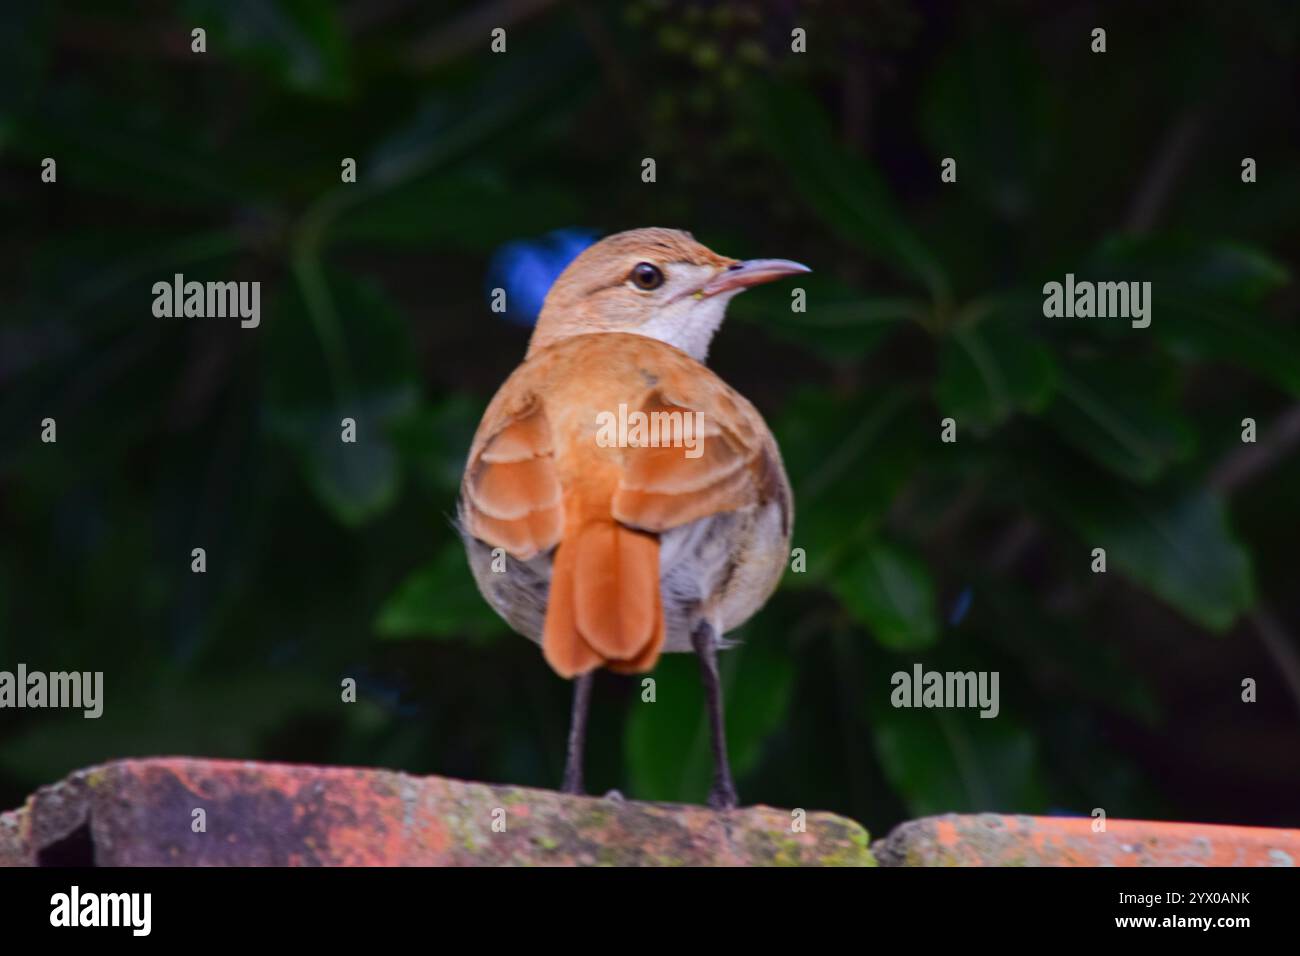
[691,620,738,810]
[561,672,594,795]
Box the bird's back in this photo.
[459,332,792,674]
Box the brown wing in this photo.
[612,381,786,534]
[461,394,562,561]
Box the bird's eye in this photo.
[630,262,665,291]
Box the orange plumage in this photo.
[458,227,808,805]
[461,332,789,675]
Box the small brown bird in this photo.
[459,228,807,808]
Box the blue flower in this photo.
[486,228,600,327]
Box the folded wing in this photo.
[462,395,562,561]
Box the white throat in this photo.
[631,290,737,363]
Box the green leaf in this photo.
[184,0,352,98]
[294,54,590,254]
[300,418,401,526]
[730,270,922,363]
[1091,235,1290,305]
[920,24,1054,222]
[832,542,939,650]
[390,394,483,496]
[1046,358,1196,483]
[775,388,923,580]
[625,637,792,803]
[1157,294,1300,398]
[335,172,582,252]
[979,586,1160,726]
[868,697,1048,817]
[24,229,243,333]
[0,673,334,786]
[1046,477,1255,633]
[264,273,419,526]
[1082,236,1300,396]
[744,79,948,301]
[375,542,508,643]
[934,318,1056,428]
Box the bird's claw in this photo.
[707,784,739,811]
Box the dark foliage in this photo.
[1,1,1298,834]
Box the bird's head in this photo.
[528,227,810,362]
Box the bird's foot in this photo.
[603,789,625,802]
[707,781,739,811]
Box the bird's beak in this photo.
[701,258,811,297]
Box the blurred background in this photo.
[2,0,1298,837]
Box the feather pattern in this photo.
[460,331,791,676]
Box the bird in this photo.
[458,227,808,809]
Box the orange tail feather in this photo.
[543,519,664,677]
